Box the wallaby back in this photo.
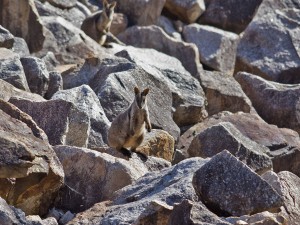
[108,87,152,157]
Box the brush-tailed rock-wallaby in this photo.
[81,0,124,46]
[108,87,152,158]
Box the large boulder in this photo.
[0,0,45,52]
[183,24,239,74]
[0,48,30,91]
[0,25,14,49]
[20,56,50,96]
[278,171,300,224]
[234,0,300,83]
[0,100,64,215]
[118,25,201,77]
[200,70,253,116]
[0,79,44,102]
[51,85,111,148]
[39,16,110,64]
[9,98,90,147]
[199,0,263,33]
[193,150,283,216]
[164,0,206,23]
[53,145,168,212]
[188,122,272,174]
[235,72,300,135]
[114,0,166,25]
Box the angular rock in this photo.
[9,98,90,147]
[0,0,45,52]
[35,0,87,28]
[12,37,30,57]
[193,150,283,216]
[188,122,272,174]
[234,0,300,83]
[27,215,58,225]
[118,25,201,77]
[199,0,263,33]
[114,0,165,25]
[156,16,182,41]
[0,25,14,49]
[0,79,44,102]
[0,48,30,91]
[261,171,283,196]
[20,56,50,96]
[40,16,110,64]
[278,171,300,224]
[41,51,60,71]
[183,24,239,74]
[51,85,111,147]
[165,0,205,23]
[235,72,300,134]
[114,45,207,127]
[45,71,63,99]
[111,13,128,36]
[168,199,231,225]
[136,129,175,162]
[0,197,24,225]
[46,0,77,9]
[53,145,164,212]
[178,111,300,155]
[0,100,64,215]
[200,70,253,116]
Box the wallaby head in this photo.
[134,87,150,109]
[102,0,116,18]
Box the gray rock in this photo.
[156,16,182,41]
[26,215,58,225]
[199,0,263,33]
[188,122,272,174]
[234,0,300,83]
[45,0,77,9]
[53,145,156,212]
[235,72,300,135]
[9,98,90,147]
[51,85,111,147]
[183,24,239,74]
[12,37,30,57]
[0,48,30,91]
[114,45,207,127]
[165,0,206,23]
[59,211,75,224]
[168,199,231,225]
[261,171,283,196]
[0,79,44,102]
[40,16,110,64]
[118,25,201,77]
[0,0,45,52]
[35,0,86,28]
[278,171,300,224]
[0,25,14,49]
[200,70,253,116]
[45,71,63,99]
[40,51,60,71]
[0,197,23,225]
[20,56,50,96]
[193,150,283,216]
[114,0,165,25]
[0,100,64,215]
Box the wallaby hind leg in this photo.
[131,135,148,160]
[116,146,132,158]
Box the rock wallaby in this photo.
[81,0,123,46]
[108,87,152,158]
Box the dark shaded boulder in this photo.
[193,150,283,216]
[0,48,30,91]
[20,56,50,96]
[188,122,272,174]
[0,0,45,52]
[199,0,263,33]
[0,100,64,215]
[234,0,300,83]
[200,70,253,116]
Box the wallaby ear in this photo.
[134,87,140,95]
[109,1,116,9]
[142,88,150,96]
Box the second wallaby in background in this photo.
[108,87,152,158]
[81,0,116,45]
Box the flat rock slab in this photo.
[193,150,283,216]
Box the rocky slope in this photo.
[0,0,300,224]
